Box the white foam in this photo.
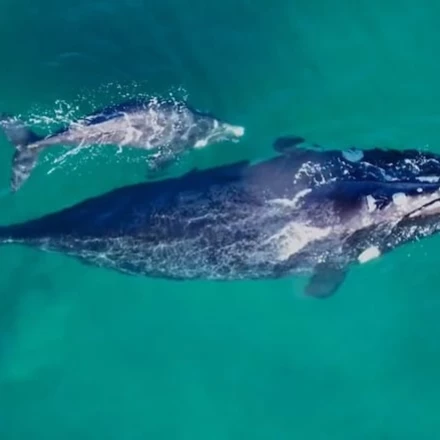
[269,189,312,208]
[358,246,381,263]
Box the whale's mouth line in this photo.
[403,197,440,220]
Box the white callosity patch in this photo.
[358,246,381,263]
[364,188,440,223]
[386,187,440,219]
[366,195,377,212]
[230,125,245,137]
[342,149,364,162]
[392,192,408,208]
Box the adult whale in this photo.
[1,135,440,298]
[0,97,245,192]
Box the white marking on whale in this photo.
[358,246,381,263]
[274,223,331,261]
[366,195,377,212]
[342,149,364,162]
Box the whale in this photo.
[0,97,245,192]
[1,135,440,298]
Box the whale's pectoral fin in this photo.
[304,264,347,299]
[273,135,322,154]
[273,136,306,153]
[11,147,41,192]
[145,150,179,179]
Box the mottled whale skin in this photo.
[0,97,245,192]
[2,135,440,298]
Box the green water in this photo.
[1,0,440,438]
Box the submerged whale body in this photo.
[1,136,440,298]
[0,97,245,192]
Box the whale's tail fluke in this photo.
[0,114,44,193]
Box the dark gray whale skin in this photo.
[2,135,440,298]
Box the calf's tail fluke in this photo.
[0,114,44,193]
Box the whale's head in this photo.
[385,189,440,247]
[193,122,245,149]
[329,178,440,266]
[186,110,245,149]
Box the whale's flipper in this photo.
[305,264,347,298]
[273,136,322,154]
[0,115,44,192]
[10,146,43,192]
[273,136,306,153]
[145,149,179,179]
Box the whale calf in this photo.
[1,135,440,298]
[0,97,245,192]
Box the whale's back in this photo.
[0,159,255,244]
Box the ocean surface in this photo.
[1,0,440,438]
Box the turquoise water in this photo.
[2,0,440,438]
